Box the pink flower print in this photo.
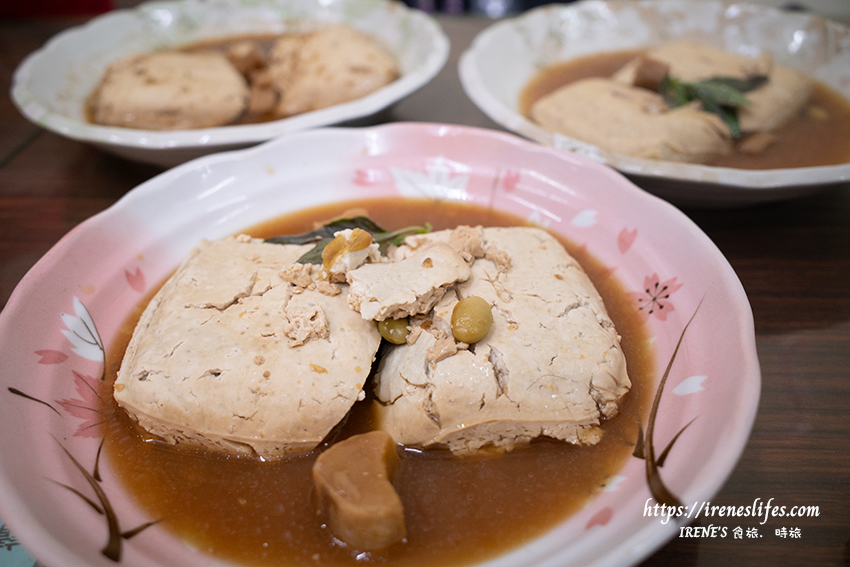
[56,371,104,438]
[125,267,146,293]
[618,227,637,254]
[585,506,613,529]
[633,274,683,321]
[35,349,69,364]
[353,168,380,186]
[502,170,520,192]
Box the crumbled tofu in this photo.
[449,225,486,263]
[282,300,329,347]
[280,263,315,288]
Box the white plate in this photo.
[10,0,449,168]
[0,123,759,567]
[459,0,850,207]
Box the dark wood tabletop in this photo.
[1,11,849,567]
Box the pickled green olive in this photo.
[377,317,409,344]
[451,296,493,344]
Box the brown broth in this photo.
[520,50,850,169]
[100,198,654,567]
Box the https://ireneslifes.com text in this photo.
[644,498,820,539]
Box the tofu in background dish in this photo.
[531,77,733,163]
[531,40,814,164]
[268,24,401,118]
[631,40,813,133]
[90,52,249,130]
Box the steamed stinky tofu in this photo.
[268,24,400,118]
[530,77,732,163]
[90,52,249,130]
[372,227,630,454]
[114,235,382,458]
[618,40,813,132]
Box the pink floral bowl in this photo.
[0,123,760,567]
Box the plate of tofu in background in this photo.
[0,123,760,567]
[10,0,449,167]
[459,0,850,207]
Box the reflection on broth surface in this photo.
[101,198,653,567]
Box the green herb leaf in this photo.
[266,216,432,265]
[295,239,332,265]
[699,95,743,138]
[694,81,751,107]
[658,74,768,139]
[373,223,433,252]
[703,75,769,94]
[265,217,388,246]
[659,76,695,108]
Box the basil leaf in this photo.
[268,216,431,265]
[659,76,693,108]
[265,216,388,245]
[700,96,742,138]
[704,75,768,94]
[694,81,751,108]
[296,239,332,265]
[372,223,433,253]
[658,74,767,139]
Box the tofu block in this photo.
[114,235,382,458]
[91,52,248,130]
[347,242,471,321]
[313,431,406,550]
[268,24,400,118]
[373,227,630,454]
[531,77,732,163]
[610,54,670,91]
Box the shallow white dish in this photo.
[10,0,449,168]
[0,123,760,567]
[458,0,850,207]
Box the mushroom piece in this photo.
[312,431,406,550]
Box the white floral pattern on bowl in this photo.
[11,0,449,167]
[0,123,760,567]
[458,0,850,207]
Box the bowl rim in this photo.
[0,122,761,567]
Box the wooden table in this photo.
[1,12,849,567]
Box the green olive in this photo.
[451,296,493,344]
[377,317,409,344]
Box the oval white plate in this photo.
[459,0,850,207]
[10,0,449,168]
[0,123,759,567]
